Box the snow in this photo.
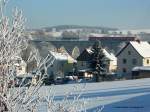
[86,48,93,54]
[132,66,150,71]
[49,51,68,60]
[49,50,76,63]
[86,48,117,64]
[38,78,150,112]
[130,41,150,57]
[103,49,117,65]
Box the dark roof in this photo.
[77,49,93,61]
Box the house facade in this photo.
[77,48,117,75]
[116,41,150,78]
[77,48,93,71]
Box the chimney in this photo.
[134,35,141,43]
[136,39,141,43]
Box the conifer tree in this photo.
[91,40,108,82]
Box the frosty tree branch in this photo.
[0,1,104,112]
[0,0,55,111]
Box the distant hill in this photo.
[43,25,118,32]
[27,25,118,40]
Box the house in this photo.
[77,47,117,78]
[24,42,76,80]
[47,50,77,79]
[116,41,150,79]
[13,56,27,76]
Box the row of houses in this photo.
[78,40,150,80]
[15,45,117,80]
[16,40,150,81]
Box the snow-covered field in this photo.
[38,78,150,112]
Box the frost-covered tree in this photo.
[0,0,55,111]
[90,41,108,82]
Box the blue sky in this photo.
[5,0,150,29]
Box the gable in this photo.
[77,49,93,61]
[116,41,150,58]
[130,41,150,58]
[117,43,143,58]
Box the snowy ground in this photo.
[38,78,150,112]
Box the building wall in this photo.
[63,62,74,75]
[47,61,74,79]
[47,61,65,79]
[109,60,117,73]
[117,44,143,78]
[143,58,150,66]
[132,71,150,79]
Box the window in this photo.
[123,58,127,64]
[147,59,149,64]
[123,68,127,73]
[132,58,137,65]
[128,51,131,55]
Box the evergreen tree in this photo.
[91,41,108,82]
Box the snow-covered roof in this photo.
[130,41,150,57]
[49,51,67,60]
[103,49,116,61]
[132,66,150,71]
[85,48,117,65]
[86,48,93,54]
[86,48,116,61]
[49,51,77,63]
[103,49,117,65]
[117,41,150,58]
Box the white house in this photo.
[116,41,150,78]
[47,50,77,79]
